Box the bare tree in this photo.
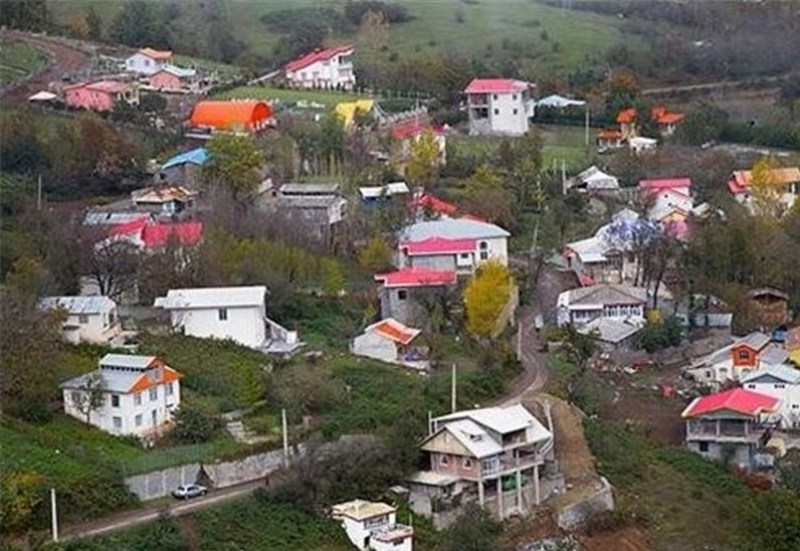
[72,372,106,424]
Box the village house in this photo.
[410,191,459,219]
[131,185,197,217]
[535,94,586,110]
[64,80,139,112]
[38,296,122,345]
[105,217,204,250]
[638,177,694,238]
[374,267,457,327]
[410,404,554,520]
[154,286,302,355]
[351,318,429,370]
[125,48,173,75]
[335,99,375,128]
[684,331,789,387]
[398,218,510,274]
[262,183,348,248]
[556,284,650,350]
[188,100,273,134]
[358,182,410,205]
[747,287,791,327]
[596,129,624,151]
[651,107,685,136]
[742,365,800,429]
[148,65,197,92]
[390,120,447,174]
[331,499,414,551]
[566,165,620,193]
[562,208,650,286]
[681,388,778,469]
[60,354,182,438]
[158,147,209,188]
[676,293,733,329]
[628,136,658,154]
[464,78,535,136]
[616,108,638,140]
[284,44,356,90]
[727,167,800,213]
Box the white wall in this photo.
[352,332,398,364]
[744,381,800,428]
[286,52,355,89]
[125,53,166,75]
[63,380,180,437]
[170,305,266,348]
[61,308,120,344]
[340,511,396,551]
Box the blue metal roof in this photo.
[161,148,209,170]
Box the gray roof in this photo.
[401,219,510,241]
[61,368,140,393]
[100,354,156,369]
[740,331,771,350]
[579,317,644,344]
[436,404,540,435]
[742,364,800,385]
[760,344,789,366]
[560,284,648,308]
[155,286,266,310]
[39,296,116,315]
[279,183,340,195]
[83,211,150,226]
[275,195,345,209]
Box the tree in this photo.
[0,0,51,31]
[464,164,513,228]
[171,403,222,444]
[748,157,786,219]
[675,103,728,145]
[82,237,141,301]
[0,471,47,535]
[357,237,393,272]
[71,372,107,424]
[204,133,264,203]
[405,130,442,188]
[438,504,502,551]
[736,490,800,551]
[85,6,103,41]
[464,260,513,338]
[109,0,168,48]
[321,258,346,295]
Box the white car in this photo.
[172,484,208,500]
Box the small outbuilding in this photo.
[351,318,429,370]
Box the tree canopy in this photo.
[464,260,514,338]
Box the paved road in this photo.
[59,481,263,542]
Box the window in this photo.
[135,414,143,427]
[218,308,228,321]
[493,108,499,115]
[480,251,489,260]
[492,94,498,100]
[512,94,517,100]
[793,404,799,409]
[460,253,470,259]
[134,392,142,406]
[747,384,756,389]
[113,416,122,430]
[78,314,89,324]
[775,384,786,389]
[151,410,157,426]
[149,388,158,401]
[698,442,709,453]
[167,383,174,396]
[737,350,749,361]
[71,391,81,404]
[439,454,449,466]
[513,108,518,115]
[462,458,473,469]
[397,290,407,301]
[111,394,120,408]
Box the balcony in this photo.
[686,419,763,443]
[481,450,544,476]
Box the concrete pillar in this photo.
[516,469,522,510]
[534,464,540,505]
[497,477,503,519]
[478,479,484,506]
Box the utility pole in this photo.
[451,363,457,413]
[281,408,289,468]
[584,107,590,148]
[37,174,43,211]
[51,488,58,542]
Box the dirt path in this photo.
[0,30,92,106]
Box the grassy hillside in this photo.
[0,39,49,86]
[49,0,629,75]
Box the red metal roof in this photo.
[141,222,203,248]
[638,177,692,191]
[391,120,445,140]
[400,237,476,255]
[410,192,458,216]
[597,129,622,139]
[111,217,149,236]
[374,268,457,288]
[464,78,529,94]
[285,45,354,73]
[190,101,272,130]
[681,388,779,418]
[616,108,637,124]
[651,106,685,125]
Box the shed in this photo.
[189,100,273,131]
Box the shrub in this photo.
[170,403,222,445]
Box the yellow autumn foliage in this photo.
[464,260,513,337]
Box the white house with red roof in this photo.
[681,388,779,468]
[284,45,356,90]
[351,318,428,370]
[638,177,694,238]
[727,167,800,214]
[60,354,182,437]
[464,78,535,136]
[374,268,457,326]
[391,120,447,172]
[125,48,173,75]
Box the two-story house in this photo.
[264,183,348,249]
[464,78,535,136]
[727,167,800,214]
[284,45,356,90]
[741,365,800,429]
[331,500,414,551]
[39,296,122,345]
[154,286,301,355]
[60,354,182,437]
[131,185,197,216]
[681,388,778,469]
[412,404,553,519]
[374,267,457,327]
[684,331,789,388]
[125,48,173,75]
[398,218,511,273]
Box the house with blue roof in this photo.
[159,147,209,187]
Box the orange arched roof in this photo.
[189,100,272,130]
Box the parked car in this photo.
[172,484,208,500]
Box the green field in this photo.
[215,85,371,110]
[49,0,629,75]
[0,39,49,86]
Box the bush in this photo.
[638,316,683,352]
[170,403,222,445]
